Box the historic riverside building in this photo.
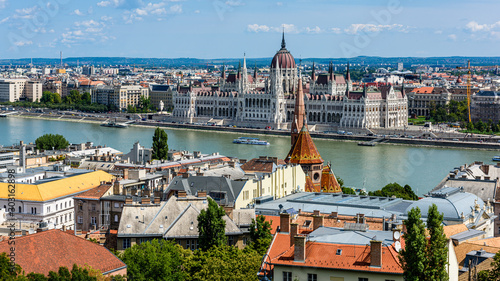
[285,76,341,193]
[172,34,408,130]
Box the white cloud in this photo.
[247,24,270,33]
[0,16,9,24]
[276,2,283,6]
[344,23,408,34]
[434,30,443,34]
[194,10,200,14]
[101,15,113,21]
[305,26,321,34]
[13,6,38,19]
[97,1,111,7]
[73,9,84,16]
[14,40,33,47]
[75,19,102,27]
[448,34,457,41]
[0,0,6,9]
[331,27,342,34]
[465,20,500,33]
[169,4,182,13]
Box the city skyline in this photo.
[0,0,500,59]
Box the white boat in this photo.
[233,137,270,146]
[101,119,128,128]
[493,156,500,161]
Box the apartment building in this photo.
[0,79,42,102]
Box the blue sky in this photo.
[0,0,499,59]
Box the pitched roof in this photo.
[454,242,500,267]
[0,170,114,201]
[286,126,323,165]
[269,232,403,274]
[443,224,469,239]
[240,157,284,174]
[0,230,126,276]
[73,183,113,200]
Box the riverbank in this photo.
[6,111,500,151]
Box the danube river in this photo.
[0,117,496,195]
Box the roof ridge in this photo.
[143,201,169,234]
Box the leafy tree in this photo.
[476,120,485,132]
[248,215,272,255]
[368,183,418,200]
[82,92,91,105]
[120,239,189,281]
[35,134,69,150]
[359,189,367,196]
[399,207,427,281]
[336,177,344,188]
[467,122,475,131]
[0,252,23,280]
[184,245,261,281]
[477,251,500,280]
[341,187,356,195]
[426,204,448,280]
[198,197,227,251]
[152,127,169,160]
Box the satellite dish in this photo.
[394,241,401,252]
[393,231,401,241]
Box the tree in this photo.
[426,204,448,280]
[152,127,169,160]
[399,207,427,281]
[248,215,272,255]
[35,134,69,150]
[198,197,227,251]
[184,245,261,281]
[368,183,418,200]
[341,187,356,195]
[336,177,344,188]
[120,239,189,281]
[0,252,23,280]
[82,92,91,105]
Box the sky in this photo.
[0,0,500,59]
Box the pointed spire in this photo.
[401,80,406,96]
[311,61,316,81]
[346,61,351,81]
[254,63,258,80]
[243,53,246,69]
[221,63,226,79]
[237,61,241,79]
[281,28,286,49]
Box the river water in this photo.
[0,117,496,195]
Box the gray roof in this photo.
[407,187,484,221]
[309,226,397,247]
[450,229,486,242]
[255,192,414,219]
[232,209,256,226]
[166,176,246,207]
[441,180,497,203]
[118,195,244,238]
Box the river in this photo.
[0,117,496,195]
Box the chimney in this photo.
[313,210,320,216]
[197,191,207,198]
[123,169,129,180]
[154,197,160,204]
[290,223,298,246]
[331,212,338,219]
[125,197,133,205]
[178,190,187,198]
[313,214,324,230]
[280,213,290,233]
[294,236,306,262]
[113,181,121,195]
[141,197,149,205]
[370,240,382,267]
[62,225,66,232]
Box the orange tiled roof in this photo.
[240,157,285,174]
[454,242,500,267]
[443,224,468,239]
[411,87,434,94]
[0,229,126,276]
[469,237,500,248]
[321,165,341,193]
[269,233,403,274]
[286,126,323,165]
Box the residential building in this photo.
[149,84,175,111]
[0,229,127,277]
[0,79,42,102]
[110,85,149,110]
[0,170,114,230]
[116,193,248,251]
[471,90,500,123]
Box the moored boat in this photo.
[233,137,270,145]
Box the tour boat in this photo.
[101,119,128,128]
[232,137,270,146]
[493,156,500,161]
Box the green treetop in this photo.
[35,134,69,150]
[197,197,227,251]
[152,127,169,160]
[248,215,273,255]
[399,207,427,281]
[426,204,449,281]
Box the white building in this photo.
[0,79,42,102]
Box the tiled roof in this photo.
[269,233,403,274]
[320,165,341,193]
[0,170,114,201]
[469,237,500,248]
[240,157,284,173]
[411,87,434,94]
[443,224,469,239]
[286,126,323,165]
[74,183,113,200]
[454,242,500,267]
[0,229,126,276]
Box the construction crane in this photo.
[456,60,472,123]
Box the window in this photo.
[78,216,83,224]
[18,206,21,213]
[228,236,234,246]
[358,278,368,281]
[65,202,67,208]
[308,274,317,281]
[115,215,119,222]
[123,238,131,249]
[91,217,97,225]
[79,204,82,211]
[91,204,96,211]
[47,206,50,213]
[114,202,119,208]
[283,272,292,281]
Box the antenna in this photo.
[60,51,63,68]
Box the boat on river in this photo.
[232,137,270,145]
[493,156,500,161]
[101,119,128,128]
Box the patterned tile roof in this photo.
[0,229,126,276]
[286,125,323,165]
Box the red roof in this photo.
[0,229,126,276]
[411,87,434,94]
[269,233,403,274]
[74,183,112,200]
[271,48,296,69]
[286,126,323,165]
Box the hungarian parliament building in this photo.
[172,34,408,129]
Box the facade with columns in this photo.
[172,35,408,129]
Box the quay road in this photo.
[2,108,500,151]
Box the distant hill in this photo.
[2,56,500,68]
